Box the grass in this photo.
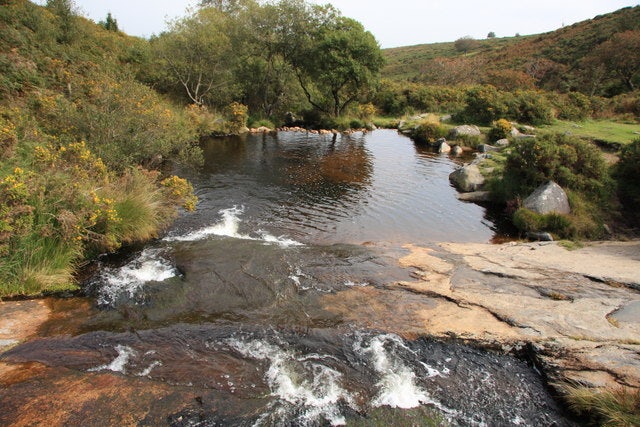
[540,120,640,146]
[562,384,640,426]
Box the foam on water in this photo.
[227,337,355,426]
[89,345,136,373]
[165,206,303,248]
[354,334,432,409]
[95,248,178,306]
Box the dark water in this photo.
[1,131,572,426]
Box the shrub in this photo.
[488,118,512,142]
[615,138,640,223]
[513,208,574,238]
[508,90,555,125]
[555,92,592,121]
[413,120,448,144]
[502,133,610,200]
[225,101,248,133]
[457,85,508,125]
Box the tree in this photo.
[154,8,235,107]
[293,16,384,117]
[46,0,78,43]
[100,12,119,32]
[585,30,640,91]
[454,36,479,53]
[487,31,496,38]
[229,0,303,117]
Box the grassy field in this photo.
[540,120,640,146]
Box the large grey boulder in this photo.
[523,181,571,215]
[449,125,481,139]
[449,164,485,192]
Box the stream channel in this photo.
[1,130,574,426]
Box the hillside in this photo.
[382,6,640,95]
[0,0,204,296]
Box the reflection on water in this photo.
[173,129,497,245]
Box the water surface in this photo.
[1,131,572,426]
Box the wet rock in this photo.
[449,164,485,192]
[457,191,492,203]
[398,241,640,390]
[526,231,554,241]
[523,181,571,215]
[438,141,451,153]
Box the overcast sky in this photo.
[33,0,639,48]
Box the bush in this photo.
[413,120,448,144]
[555,92,592,121]
[513,208,575,239]
[488,118,513,142]
[502,133,611,200]
[615,139,640,224]
[457,85,508,125]
[508,90,555,125]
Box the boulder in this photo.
[523,181,571,215]
[449,164,485,192]
[438,141,451,153]
[495,138,510,147]
[452,145,464,156]
[449,125,481,139]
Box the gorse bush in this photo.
[488,118,512,142]
[501,133,610,201]
[0,0,205,296]
[615,138,640,224]
[456,86,555,125]
[493,133,612,239]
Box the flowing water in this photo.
[1,130,573,426]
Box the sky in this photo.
[33,0,639,48]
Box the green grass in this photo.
[540,120,640,146]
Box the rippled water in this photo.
[1,131,572,426]
[168,130,499,245]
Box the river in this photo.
[1,130,573,426]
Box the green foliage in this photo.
[0,1,203,296]
[502,133,610,200]
[99,12,119,32]
[152,6,236,107]
[508,90,554,125]
[615,139,640,223]
[456,86,509,124]
[488,118,512,141]
[513,208,560,234]
[554,92,592,121]
[454,36,480,53]
[413,120,448,143]
[294,16,384,117]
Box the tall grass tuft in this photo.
[563,384,640,426]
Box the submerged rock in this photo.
[438,141,451,153]
[449,164,485,192]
